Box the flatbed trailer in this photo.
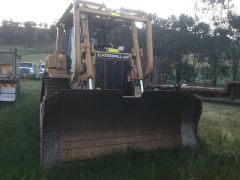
[225,81,240,98]
[146,82,240,99]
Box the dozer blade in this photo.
[40,90,202,168]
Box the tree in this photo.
[195,0,234,28]
[1,19,21,46]
[227,12,240,80]
[191,22,210,84]
[197,27,231,86]
[23,21,37,47]
[194,0,234,86]
[163,15,195,86]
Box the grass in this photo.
[21,53,47,65]
[0,80,42,179]
[0,44,53,57]
[0,80,240,179]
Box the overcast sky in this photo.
[1,0,240,25]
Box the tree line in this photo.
[112,0,240,86]
[0,20,56,48]
[152,0,240,86]
[151,13,240,87]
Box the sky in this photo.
[0,0,240,25]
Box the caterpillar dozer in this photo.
[40,0,202,168]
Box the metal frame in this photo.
[54,0,153,89]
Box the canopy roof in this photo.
[57,0,151,27]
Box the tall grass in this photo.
[0,80,239,179]
[0,80,41,179]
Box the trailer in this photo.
[0,49,20,102]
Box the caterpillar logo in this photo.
[96,52,130,60]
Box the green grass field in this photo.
[0,80,240,180]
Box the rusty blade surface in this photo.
[40,90,202,167]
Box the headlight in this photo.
[30,69,35,73]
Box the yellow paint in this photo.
[111,12,120,17]
[106,48,120,53]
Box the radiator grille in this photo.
[95,59,131,90]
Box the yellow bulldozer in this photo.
[40,0,202,168]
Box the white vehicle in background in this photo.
[39,61,46,78]
[0,49,21,103]
[19,62,36,79]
